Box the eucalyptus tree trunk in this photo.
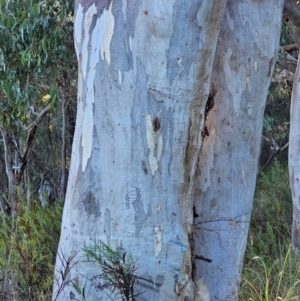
[194,1,283,300]
[53,1,226,300]
[53,1,282,300]
[289,54,300,251]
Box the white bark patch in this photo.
[223,47,247,117]
[129,35,132,51]
[81,5,104,172]
[99,2,114,65]
[74,5,83,55]
[154,226,162,257]
[145,114,163,176]
[82,4,97,78]
[225,8,234,31]
[195,278,210,301]
[254,61,258,72]
[118,70,122,86]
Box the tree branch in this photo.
[18,104,51,183]
[284,43,299,52]
[260,137,289,173]
[24,104,51,132]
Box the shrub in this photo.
[0,197,62,301]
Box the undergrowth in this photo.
[240,161,300,300]
[72,241,140,301]
[0,197,62,301]
[0,163,295,301]
[0,194,138,301]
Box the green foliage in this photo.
[240,162,298,300]
[53,250,79,301]
[0,196,63,301]
[240,248,300,301]
[259,20,293,171]
[280,21,295,46]
[0,0,77,204]
[250,161,291,252]
[0,0,74,126]
[74,241,140,301]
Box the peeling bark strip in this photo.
[54,1,227,300]
[194,0,283,300]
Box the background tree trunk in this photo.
[53,1,226,300]
[194,1,283,300]
[283,0,300,253]
[289,54,300,251]
[0,126,16,217]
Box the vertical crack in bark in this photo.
[189,82,216,279]
[188,232,196,281]
[184,118,192,185]
[201,84,217,141]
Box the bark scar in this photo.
[201,84,217,139]
[153,117,160,131]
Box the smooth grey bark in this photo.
[193,1,283,300]
[53,1,285,300]
[289,54,300,251]
[53,1,226,300]
[283,0,300,252]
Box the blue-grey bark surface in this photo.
[194,1,283,300]
[53,1,226,300]
[53,0,283,300]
